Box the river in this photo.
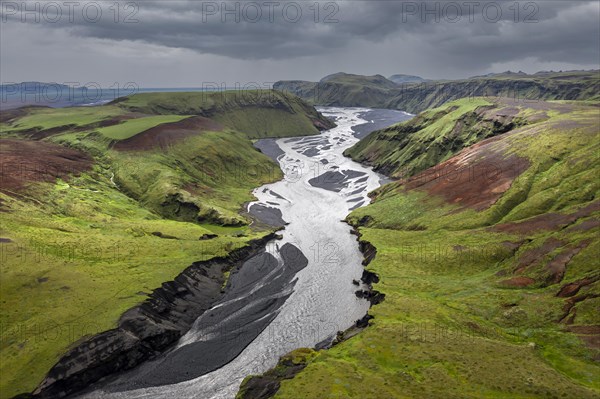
[78,107,412,399]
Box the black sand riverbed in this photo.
[351,108,413,139]
[100,243,308,391]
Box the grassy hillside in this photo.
[0,105,125,131]
[116,90,334,137]
[97,115,190,139]
[274,70,600,113]
[239,98,600,398]
[345,97,529,178]
[0,90,330,398]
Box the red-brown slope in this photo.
[399,133,529,211]
[113,116,223,151]
[0,139,93,194]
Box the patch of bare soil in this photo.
[113,116,223,151]
[514,237,565,274]
[0,139,93,194]
[499,237,593,288]
[566,325,600,335]
[566,325,600,357]
[566,218,600,233]
[558,293,600,324]
[544,240,591,285]
[557,275,600,298]
[400,134,530,211]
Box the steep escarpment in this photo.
[253,98,600,398]
[384,73,600,113]
[274,70,600,113]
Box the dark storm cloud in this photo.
[0,0,598,84]
[2,0,598,66]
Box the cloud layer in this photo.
[1,0,598,85]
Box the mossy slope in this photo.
[345,97,528,178]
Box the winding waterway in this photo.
[79,107,412,399]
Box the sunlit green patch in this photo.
[117,90,330,138]
[3,105,126,131]
[96,115,190,139]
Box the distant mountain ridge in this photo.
[388,74,427,84]
[0,81,72,89]
[274,70,600,113]
[319,72,399,89]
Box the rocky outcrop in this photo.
[235,348,318,399]
[359,241,378,267]
[353,235,386,306]
[26,233,278,399]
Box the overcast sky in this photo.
[1,0,598,87]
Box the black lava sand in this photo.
[105,243,308,391]
[308,170,367,192]
[248,204,287,227]
[351,108,413,139]
[254,139,284,161]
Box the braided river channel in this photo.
[79,107,412,399]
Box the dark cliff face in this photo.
[384,78,599,113]
[27,233,278,399]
